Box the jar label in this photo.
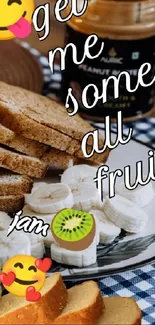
[62,25,155,120]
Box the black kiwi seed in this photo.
[73,228,76,231]
[76,214,78,217]
[63,229,66,232]
[65,217,68,220]
[77,226,80,229]
[69,216,72,219]
[81,222,84,225]
[81,226,83,228]
[61,223,65,226]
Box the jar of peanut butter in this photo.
[62,0,155,121]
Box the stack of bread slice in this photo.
[0,122,48,212]
[0,81,109,168]
[0,273,142,324]
[0,81,109,213]
[0,171,33,213]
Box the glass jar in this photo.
[62,0,155,121]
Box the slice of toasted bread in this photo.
[0,147,48,179]
[0,124,48,159]
[53,281,104,325]
[0,122,104,167]
[42,148,79,169]
[42,149,108,169]
[0,82,108,164]
[0,82,95,143]
[97,297,142,325]
[0,122,107,166]
[0,171,33,196]
[0,100,82,153]
[0,195,24,213]
[0,273,67,324]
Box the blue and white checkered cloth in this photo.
[23,42,155,324]
[99,265,155,324]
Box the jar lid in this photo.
[68,0,155,39]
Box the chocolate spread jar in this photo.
[62,0,155,121]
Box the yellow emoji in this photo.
[0,0,35,40]
[0,255,52,302]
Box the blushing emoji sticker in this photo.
[0,0,35,40]
[0,255,52,302]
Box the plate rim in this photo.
[55,135,155,281]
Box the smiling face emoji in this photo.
[0,0,34,40]
[2,255,46,297]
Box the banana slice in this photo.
[25,183,74,214]
[13,215,46,258]
[72,183,102,212]
[22,205,55,247]
[117,181,155,207]
[90,209,121,244]
[0,230,31,268]
[22,205,55,224]
[31,241,45,258]
[50,242,96,267]
[61,164,97,190]
[104,195,148,233]
[0,210,46,259]
[43,230,55,247]
[61,165,102,211]
[0,212,12,230]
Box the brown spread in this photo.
[62,0,155,121]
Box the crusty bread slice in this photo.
[42,148,79,169]
[0,82,95,143]
[0,171,33,196]
[0,123,106,167]
[97,297,142,325]
[0,101,76,152]
[0,124,49,158]
[53,281,104,325]
[0,83,108,164]
[0,195,24,213]
[42,149,108,169]
[0,100,104,163]
[0,122,103,167]
[0,273,67,325]
[0,147,48,179]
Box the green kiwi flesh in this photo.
[51,208,96,251]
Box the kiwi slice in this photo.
[51,208,96,251]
